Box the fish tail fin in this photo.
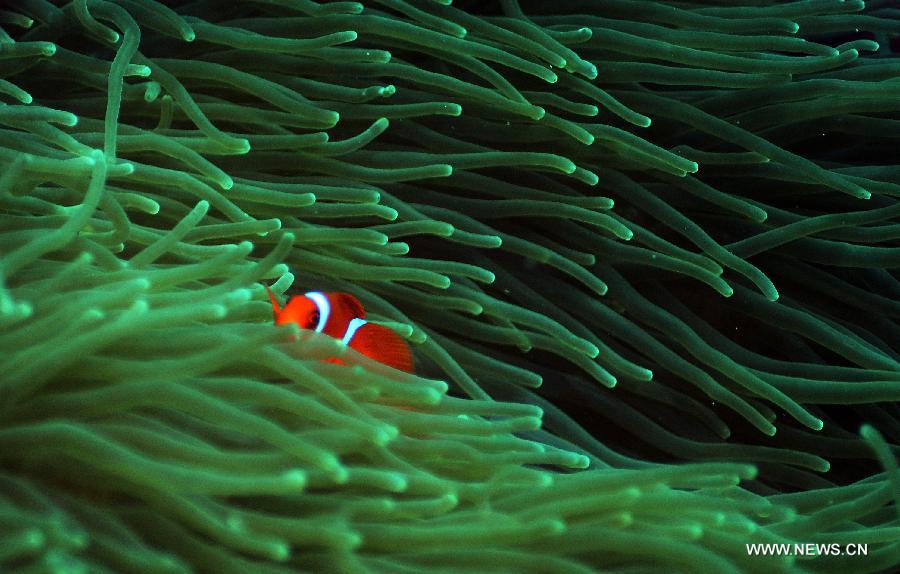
[350,323,415,373]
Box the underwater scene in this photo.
[1,0,899,572]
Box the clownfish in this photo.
[265,286,414,373]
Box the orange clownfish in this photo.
[265,286,414,373]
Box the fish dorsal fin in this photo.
[327,292,366,320]
[264,284,282,318]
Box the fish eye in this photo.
[307,310,320,328]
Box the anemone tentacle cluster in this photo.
[0,1,898,572]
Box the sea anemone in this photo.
[1,1,898,572]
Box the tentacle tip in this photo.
[226,288,253,305]
[375,426,399,445]
[13,301,34,319]
[269,542,290,562]
[282,469,306,488]
[131,299,150,313]
[522,416,543,430]
[344,532,364,550]
[209,304,227,319]
[572,454,590,469]
[548,519,566,535]
[23,529,44,549]
[81,308,104,322]
[859,424,878,440]
[330,465,350,485]
[422,388,443,405]
[741,465,759,481]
